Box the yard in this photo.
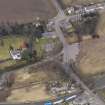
[0,35,27,60]
[0,0,56,23]
[0,35,60,71]
[75,12,105,76]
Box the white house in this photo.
[10,49,22,60]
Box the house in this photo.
[66,7,75,15]
[10,49,22,60]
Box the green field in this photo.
[0,35,59,71]
[0,35,57,60]
[35,37,59,57]
[0,35,28,60]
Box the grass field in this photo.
[0,35,59,70]
[6,61,68,102]
[0,35,28,60]
[0,35,57,60]
[0,35,28,70]
[61,0,104,7]
[35,37,59,57]
[76,37,105,76]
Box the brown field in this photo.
[6,61,68,102]
[0,0,56,23]
[7,84,54,102]
[77,38,105,76]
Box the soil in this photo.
[0,0,56,23]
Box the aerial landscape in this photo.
[1,0,105,105]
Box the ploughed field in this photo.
[0,0,56,23]
[61,0,104,7]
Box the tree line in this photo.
[0,20,46,38]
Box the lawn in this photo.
[0,35,59,71]
[6,61,68,102]
[0,35,58,60]
[0,35,28,60]
[35,37,59,57]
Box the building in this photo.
[10,49,22,60]
[65,7,75,15]
[60,20,75,34]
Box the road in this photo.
[52,0,80,63]
[51,0,64,16]
[51,0,79,63]
[51,0,105,104]
[55,21,80,63]
[0,0,105,105]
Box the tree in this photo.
[22,49,32,61]
[0,22,8,35]
[9,45,14,50]
[0,39,4,47]
[5,21,13,34]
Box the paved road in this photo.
[55,21,79,63]
[0,50,63,75]
[51,0,105,104]
[51,0,79,63]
